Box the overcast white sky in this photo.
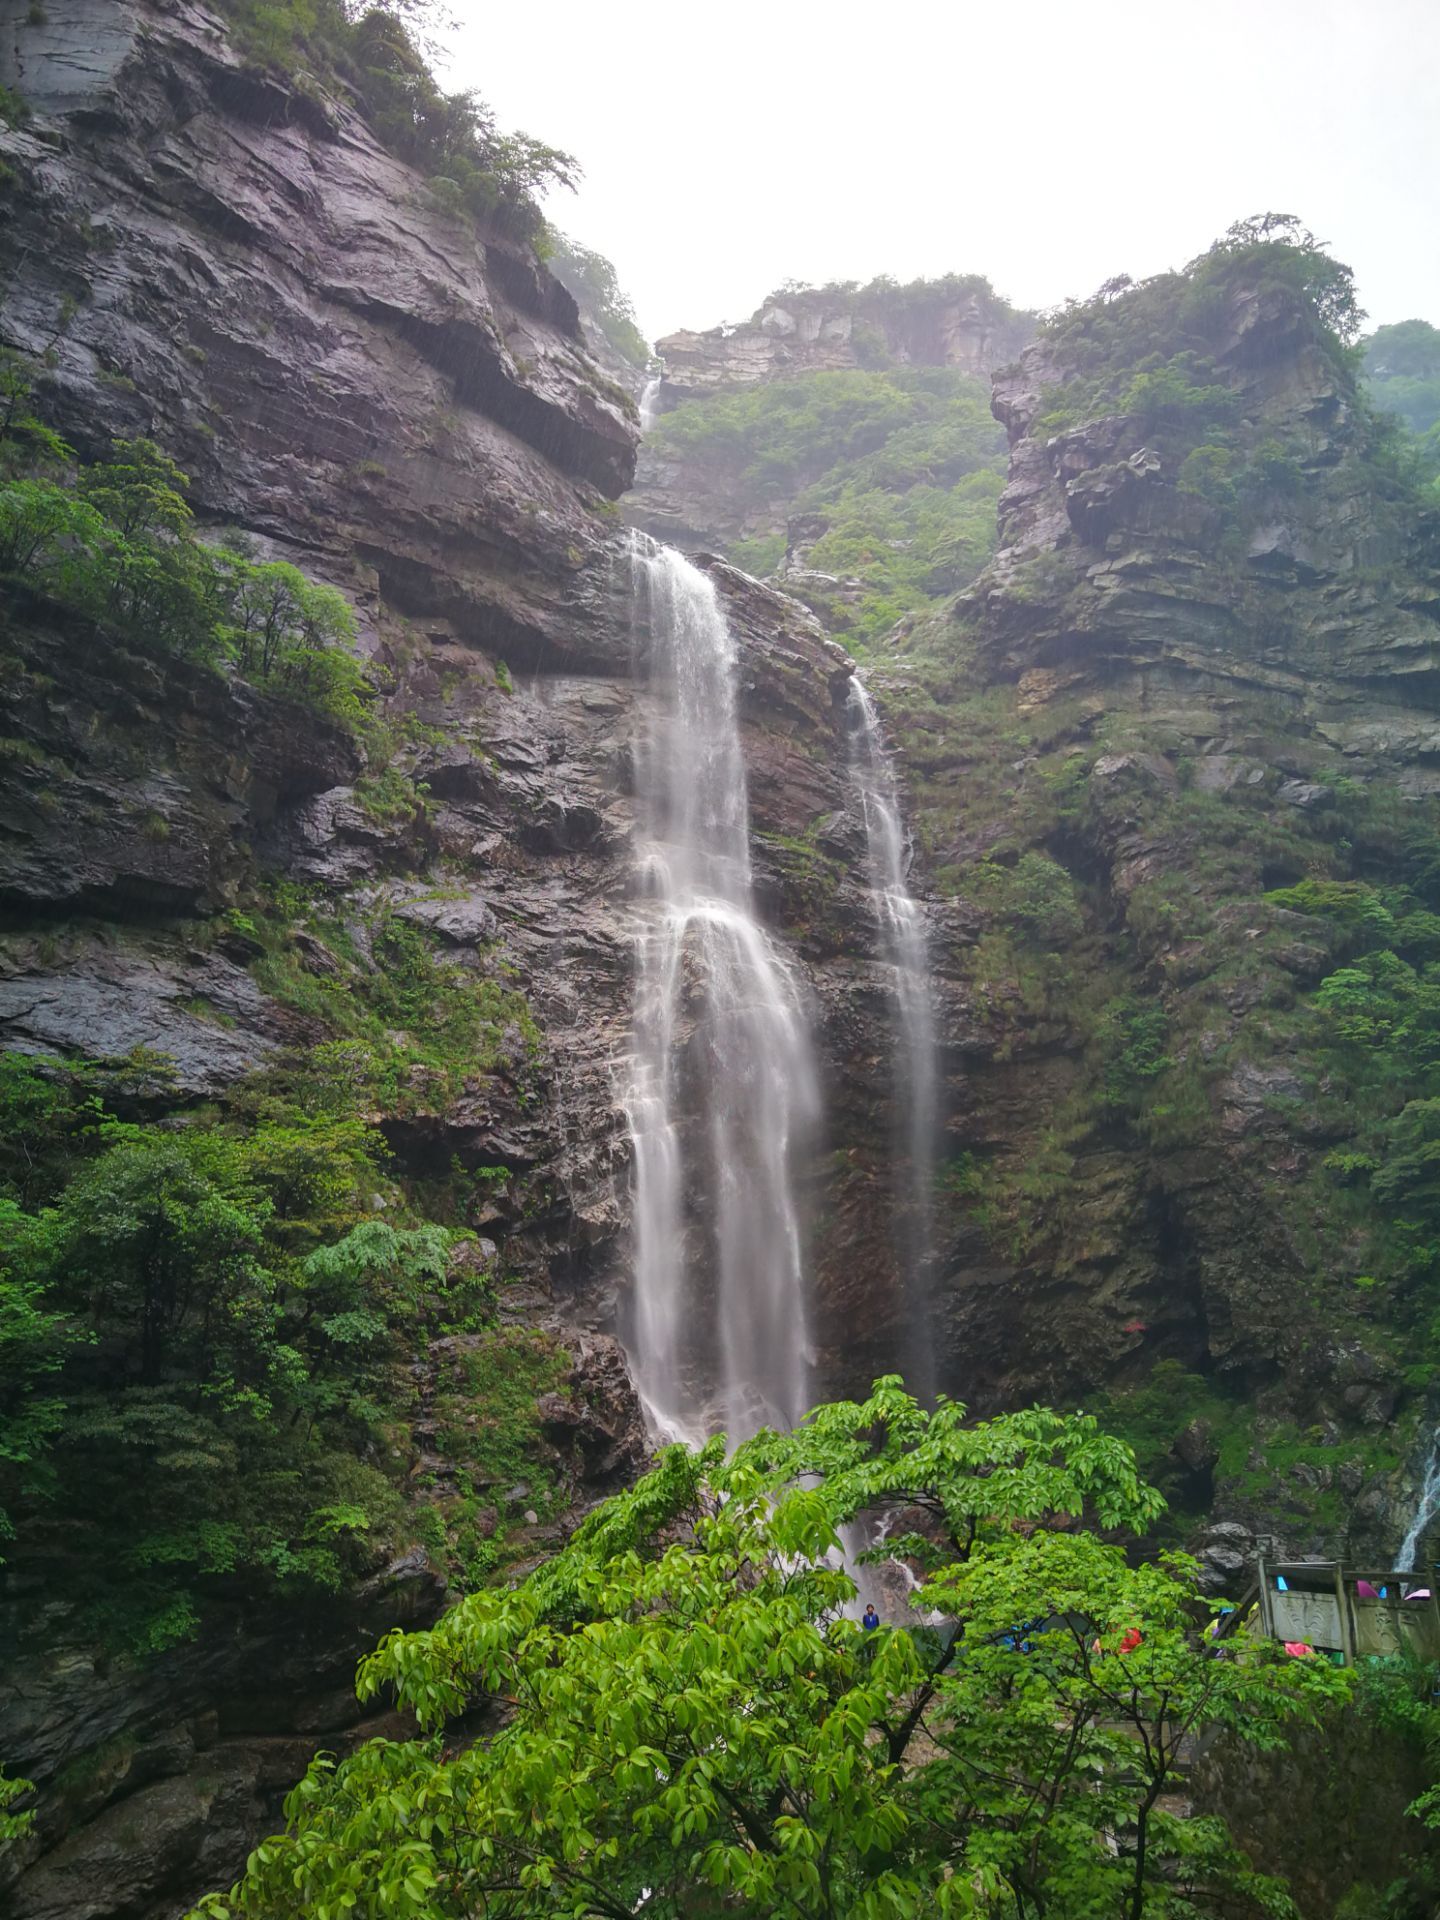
[444,0,1439,343]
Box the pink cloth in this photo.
[1282,1641,1315,1658]
[1355,1580,1380,1598]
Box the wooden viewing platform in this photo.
[1232,1556,1440,1665]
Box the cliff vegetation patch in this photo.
[0,356,369,731]
[216,1,576,243]
[651,365,1010,644]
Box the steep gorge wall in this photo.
[0,9,909,1913]
[874,267,1440,1573]
[629,277,1030,579]
[634,241,1440,1576]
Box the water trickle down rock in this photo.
[1397,1433,1440,1574]
[846,677,939,1401]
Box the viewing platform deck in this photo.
[1235,1557,1440,1665]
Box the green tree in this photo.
[77,436,194,540]
[0,478,107,582]
[215,554,360,697]
[0,1200,80,1543]
[195,1382,1344,1920]
[0,1766,35,1842]
[0,1100,434,1642]
[0,348,72,471]
[0,399,367,724]
[1363,318,1440,433]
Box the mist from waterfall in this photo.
[1398,1433,1440,1573]
[847,676,938,1401]
[623,534,818,1445]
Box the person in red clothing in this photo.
[1092,1627,1145,1656]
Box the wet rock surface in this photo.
[8,7,1439,1909]
[860,279,1440,1569]
[0,0,635,671]
[0,12,905,1911]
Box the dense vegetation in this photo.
[1,1052,448,1648]
[198,1381,1362,1920]
[215,1,575,241]
[0,863,557,1655]
[888,696,1440,1532]
[0,352,368,729]
[1031,217,1381,524]
[651,366,1010,645]
[861,225,1440,1544]
[1024,216,1440,547]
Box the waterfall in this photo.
[1397,1433,1440,1572]
[847,676,938,1400]
[623,534,819,1445]
[639,372,662,434]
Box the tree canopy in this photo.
[196,1381,1347,1920]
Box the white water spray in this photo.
[623,535,819,1444]
[1397,1433,1440,1573]
[847,676,938,1398]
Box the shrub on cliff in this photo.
[1036,215,1364,454]
[0,370,368,729]
[217,2,575,243]
[546,230,651,368]
[194,1380,1346,1920]
[0,1053,492,1648]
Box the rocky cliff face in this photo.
[625,240,1440,1578]
[874,264,1440,1575]
[0,8,910,1913]
[655,279,1033,402]
[0,0,633,660]
[628,276,1029,566]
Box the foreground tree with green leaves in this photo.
[196,1381,1346,1919]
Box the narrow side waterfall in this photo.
[638,372,662,433]
[847,677,938,1399]
[624,534,819,1444]
[1398,1434,1440,1572]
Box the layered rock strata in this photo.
[0,9,921,1911]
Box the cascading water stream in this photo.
[638,371,662,434]
[1397,1432,1440,1573]
[623,533,819,1445]
[847,676,938,1401]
